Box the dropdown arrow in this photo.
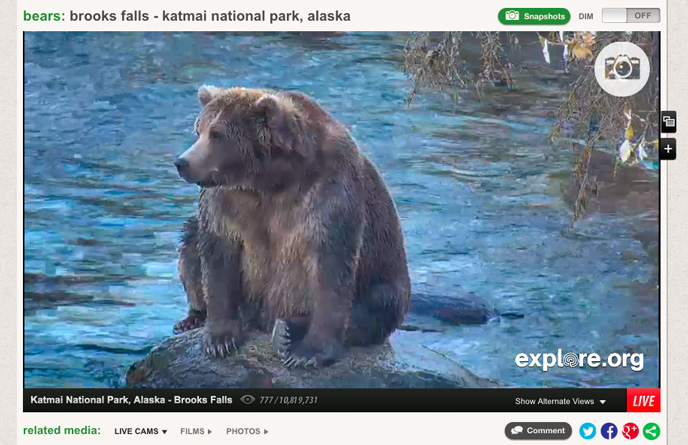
[208,430,212,434]
[600,400,606,404]
[162,430,167,434]
[264,429,269,434]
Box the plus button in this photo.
[659,138,676,160]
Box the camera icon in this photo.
[605,54,641,80]
[504,10,520,20]
[594,42,649,97]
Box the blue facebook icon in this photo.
[601,423,618,439]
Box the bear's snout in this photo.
[174,157,190,174]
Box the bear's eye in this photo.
[209,130,223,141]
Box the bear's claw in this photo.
[283,355,318,368]
[271,318,311,359]
[203,335,238,358]
[271,318,340,368]
[202,325,243,358]
[271,319,292,359]
[173,316,205,334]
[280,340,341,369]
[173,309,206,334]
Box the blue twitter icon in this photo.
[580,423,596,440]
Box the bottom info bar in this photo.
[23,388,661,412]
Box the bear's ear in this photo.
[255,94,285,128]
[255,94,304,155]
[198,85,222,107]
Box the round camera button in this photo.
[594,41,651,97]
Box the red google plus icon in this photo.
[623,423,639,439]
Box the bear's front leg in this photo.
[282,205,361,368]
[281,294,349,368]
[199,231,244,358]
[174,216,207,334]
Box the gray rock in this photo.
[125,328,501,389]
[411,292,498,325]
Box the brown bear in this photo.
[173,86,411,368]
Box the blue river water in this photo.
[24,32,659,388]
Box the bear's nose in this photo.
[174,157,189,173]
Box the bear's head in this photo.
[174,86,314,189]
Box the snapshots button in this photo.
[498,8,570,25]
[505,422,572,440]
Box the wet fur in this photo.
[175,87,411,367]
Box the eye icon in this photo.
[240,395,256,405]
